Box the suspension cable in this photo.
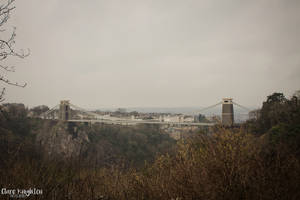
[232,101,251,112]
[40,104,59,118]
[69,103,101,117]
[69,103,122,121]
[194,101,222,115]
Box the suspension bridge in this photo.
[40,98,251,126]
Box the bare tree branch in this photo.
[0,64,14,71]
[0,0,28,102]
[0,87,5,102]
[0,0,15,30]
[0,74,26,87]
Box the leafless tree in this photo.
[0,0,29,102]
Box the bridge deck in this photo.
[68,119,215,126]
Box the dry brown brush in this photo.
[1,128,300,200]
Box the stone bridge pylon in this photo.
[59,100,71,121]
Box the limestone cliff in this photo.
[36,121,90,158]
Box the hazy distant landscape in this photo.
[1,0,300,199]
[123,106,254,114]
[91,105,255,124]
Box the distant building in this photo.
[194,114,208,123]
[183,116,194,123]
[207,115,221,123]
[163,115,181,123]
[160,115,195,123]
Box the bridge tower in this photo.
[59,100,71,121]
[222,98,234,126]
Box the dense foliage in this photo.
[0,104,175,167]
[85,123,176,167]
[0,91,300,199]
[245,91,300,153]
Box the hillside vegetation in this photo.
[0,91,300,199]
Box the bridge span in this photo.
[41,99,250,126]
[68,119,214,126]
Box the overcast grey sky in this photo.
[2,0,300,109]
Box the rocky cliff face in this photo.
[36,121,90,158]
